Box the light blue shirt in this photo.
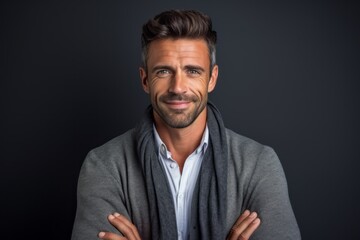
[153,125,209,240]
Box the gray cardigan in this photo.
[71,128,301,239]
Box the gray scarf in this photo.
[135,102,228,239]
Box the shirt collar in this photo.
[153,124,209,158]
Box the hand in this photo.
[227,210,261,240]
[98,213,141,240]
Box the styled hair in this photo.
[141,9,217,70]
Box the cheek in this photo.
[148,78,165,100]
[190,77,210,95]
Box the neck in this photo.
[154,109,207,171]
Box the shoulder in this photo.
[91,129,136,157]
[225,128,274,157]
[225,128,280,174]
[82,128,138,172]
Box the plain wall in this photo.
[1,0,359,239]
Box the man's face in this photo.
[140,38,218,129]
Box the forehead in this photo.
[147,38,210,66]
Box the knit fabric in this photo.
[71,103,301,240]
[135,103,228,239]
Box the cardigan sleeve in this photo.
[246,146,301,240]
[71,150,128,240]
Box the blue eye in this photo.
[187,69,201,75]
[156,69,171,77]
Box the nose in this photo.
[169,71,187,94]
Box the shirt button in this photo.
[161,145,166,154]
[170,162,177,169]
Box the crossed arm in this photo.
[73,146,300,240]
[98,210,261,240]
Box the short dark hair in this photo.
[141,9,217,70]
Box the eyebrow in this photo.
[184,65,205,73]
[151,65,205,73]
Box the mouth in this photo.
[164,100,191,110]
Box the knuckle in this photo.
[232,227,243,236]
[238,234,248,240]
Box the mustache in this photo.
[160,93,198,102]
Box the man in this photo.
[71,10,301,240]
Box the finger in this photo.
[234,211,257,234]
[228,212,258,240]
[108,214,139,240]
[238,218,261,240]
[113,213,141,240]
[232,210,251,228]
[227,211,250,240]
[98,231,127,240]
[108,214,135,240]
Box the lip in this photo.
[164,100,190,110]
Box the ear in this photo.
[139,67,149,93]
[208,65,219,93]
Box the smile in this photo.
[164,100,191,110]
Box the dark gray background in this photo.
[1,0,359,239]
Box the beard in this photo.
[153,92,207,128]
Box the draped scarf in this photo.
[135,102,228,239]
